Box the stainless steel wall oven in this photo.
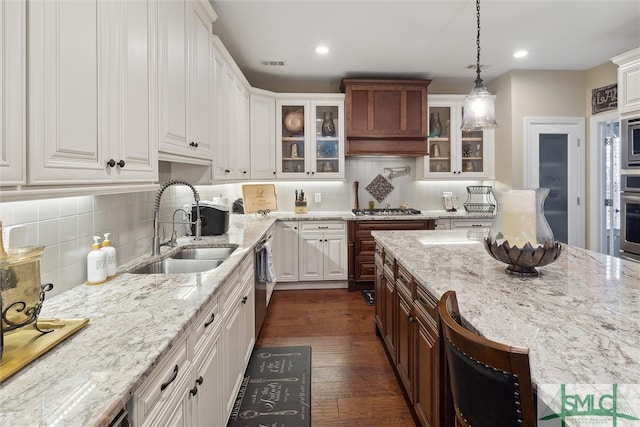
[620,173,640,261]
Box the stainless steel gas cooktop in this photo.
[351,208,422,216]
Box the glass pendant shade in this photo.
[461,84,498,131]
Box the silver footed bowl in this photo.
[483,238,562,277]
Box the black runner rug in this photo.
[227,346,311,427]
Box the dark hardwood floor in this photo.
[256,289,417,427]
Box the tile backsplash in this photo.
[0,157,492,296]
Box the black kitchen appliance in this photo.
[191,202,229,236]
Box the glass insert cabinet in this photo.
[276,97,345,179]
[418,95,495,179]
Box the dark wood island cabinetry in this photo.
[373,241,452,427]
[348,219,434,291]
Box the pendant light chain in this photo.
[461,0,498,130]
[474,0,483,87]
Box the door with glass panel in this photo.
[525,118,585,247]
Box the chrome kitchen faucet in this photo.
[152,180,202,256]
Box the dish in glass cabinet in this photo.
[318,144,336,158]
[283,109,304,134]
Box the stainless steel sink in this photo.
[129,245,239,274]
[131,258,223,274]
[170,246,237,260]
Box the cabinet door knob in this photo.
[294,227,297,230]
[243,170,248,174]
[196,376,204,386]
[106,159,116,168]
[160,365,179,391]
[273,171,276,175]
[408,314,415,323]
[189,386,198,396]
[189,141,199,148]
[311,171,315,175]
[117,160,125,168]
[379,274,385,279]
[204,313,215,328]
[224,169,231,173]
[306,171,310,175]
[242,296,248,304]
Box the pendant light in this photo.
[461,0,498,131]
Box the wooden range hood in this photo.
[340,78,431,156]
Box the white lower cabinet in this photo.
[273,221,300,282]
[274,221,347,283]
[132,332,192,426]
[299,223,348,281]
[222,254,255,420]
[131,253,255,427]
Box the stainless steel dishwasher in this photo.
[254,231,276,338]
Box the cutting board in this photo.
[242,184,278,213]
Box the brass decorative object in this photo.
[1,318,89,382]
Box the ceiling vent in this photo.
[260,59,287,67]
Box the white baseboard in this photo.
[275,281,348,290]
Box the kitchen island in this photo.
[372,229,640,423]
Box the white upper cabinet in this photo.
[27,0,157,184]
[250,90,277,180]
[158,0,216,163]
[211,36,251,181]
[0,0,25,185]
[612,48,640,117]
[275,95,345,179]
[417,94,495,179]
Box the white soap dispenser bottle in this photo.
[101,232,117,278]
[87,236,107,284]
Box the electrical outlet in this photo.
[315,193,321,203]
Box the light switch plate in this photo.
[314,193,321,203]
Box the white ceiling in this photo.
[210,0,640,93]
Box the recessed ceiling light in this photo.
[514,50,528,59]
[315,46,329,55]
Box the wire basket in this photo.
[463,186,495,213]
[463,203,495,213]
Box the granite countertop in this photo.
[0,215,277,427]
[0,212,494,426]
[371,229,640,410]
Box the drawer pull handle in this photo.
[375,248,381,254]
[204,313,215,328]
[418,296,432,308]
[318,226,329,229]
[190,378,203,397]
[399,276,408,283]
[242,296,248,304]
[160,365,179,391]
